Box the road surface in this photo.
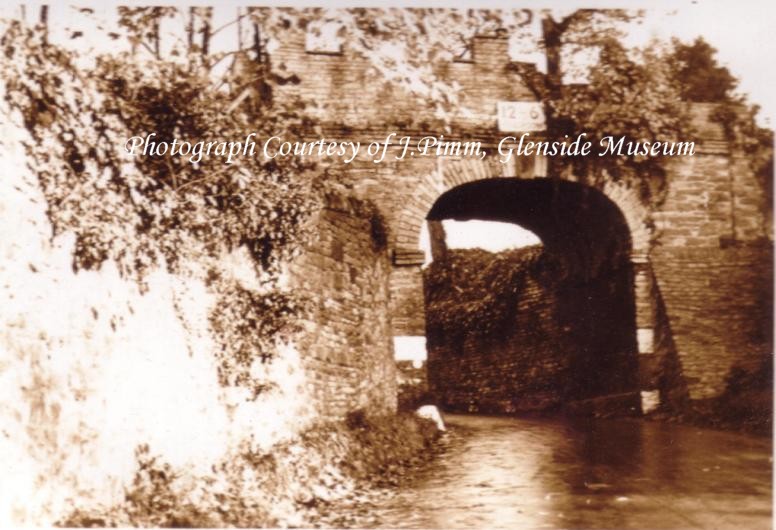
[320,413,772,529]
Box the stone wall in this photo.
[650,245,773,400]
[424,246,640,415]
[289,192,397,418]
[650,114,774,400]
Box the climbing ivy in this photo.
[208,278,307,398]
[1,19,321,394]
[424,246,561,344]
[552,39,690,202]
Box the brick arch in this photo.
[394,157,652,259]
[393,157,663,412]
[392,157,661,389]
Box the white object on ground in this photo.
[415,405,446,431]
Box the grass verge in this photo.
[61,411,441,528]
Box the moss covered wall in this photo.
[424,246,640,415]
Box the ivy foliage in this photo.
[2,21,317,278]
[208,279,305,397]
[553,39,690,201]
[424,246,563,344]
[1,16,321,394]
[670,37,737,103]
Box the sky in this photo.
[626,1,776,127]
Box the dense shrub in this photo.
[703,356,773,436]
[61,412,441,528]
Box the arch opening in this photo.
[421,177,641,415]
[419,219,541,266]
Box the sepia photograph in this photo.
[0,1,772,528]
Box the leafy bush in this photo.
[3,23,317,278]
[1,21,321,390]
[61,413,441,528]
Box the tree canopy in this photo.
[670,37,738,103]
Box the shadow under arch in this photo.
[423,177,641,412]
[427,177,633,281]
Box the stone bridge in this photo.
[272,30,773,415]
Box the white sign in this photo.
[497,101,546,132]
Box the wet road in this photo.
[326,414,772,529]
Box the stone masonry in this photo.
[289,191,396,418]
[271,28,772,410]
